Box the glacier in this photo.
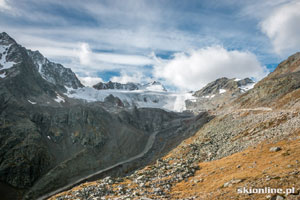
[65,87,196,112]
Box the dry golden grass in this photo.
[170,133,300,200]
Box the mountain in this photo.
[27,50,83,89]
[193,77,254,97]
[139,81,167,92]
[0,32,208,200]
[235,52,300,109]
[93,80,167,92]
[0,32,82,90]
[50,53,300,200]
[0,32,83,108]
[186,77,255,112]
[93,81,141,90]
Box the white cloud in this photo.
[78,76,103,87]
[110,71,152,84]
[0,0,11,10]
[260,1,300,55]
[78,43,91,65]
[93,52,153,66]
[154,46,268,91]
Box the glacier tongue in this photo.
[65,87,195,112]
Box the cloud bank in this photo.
[260,1,300,56]
[78,76,103,87]
[0,0,10,10]
[154,46,268,91]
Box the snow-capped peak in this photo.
[140,81,167,92]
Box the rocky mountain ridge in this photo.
[0,32,82,90]
[186,77,255,113]
[93,80,167,92]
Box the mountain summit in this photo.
[0,32,82,90]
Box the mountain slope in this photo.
[50,52,300,200]
[186,77,254,113]
[235,52,300,109]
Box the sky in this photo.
[0,0,300,91]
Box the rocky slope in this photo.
[234,52,300,110]
[51,52,300,200]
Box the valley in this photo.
[1,31,300,200]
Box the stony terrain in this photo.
[50,52,300,200]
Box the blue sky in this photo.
[1,0,300,90]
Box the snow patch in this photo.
[203,94,215,99]
[47,136,51,140]
[0,44,16,70]
[239,83,255,92]
[0,72,6,78]
[28,100,37,104]
[54,92,65,103]
[219,89,226,94]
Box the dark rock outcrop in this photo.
[93,81,141,90]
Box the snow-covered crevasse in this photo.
[65,87,195,112]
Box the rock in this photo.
[271,195,284,200]
[269,147,282,152]
[223,179,244,187]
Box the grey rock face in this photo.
[0,32,83,90]
[93,81,141,90]
[93,81,167,91]
[27,50,83,89]
[104,94,124,107]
